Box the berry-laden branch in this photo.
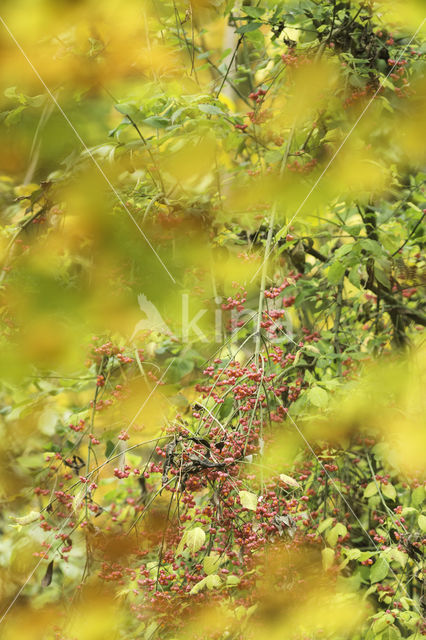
[255,124,296,363]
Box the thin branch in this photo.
[391,212,425,257]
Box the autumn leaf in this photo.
[239,491,258,511]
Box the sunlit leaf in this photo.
[321,547,335,570]
[370,557,389,583]
[239,490,258,511]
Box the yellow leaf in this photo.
[322,547,335,570]
[279,473,300,488]
[239,490,258,511]
[10,510,40,526]
[180,527,206,555]
[203,552,223,575]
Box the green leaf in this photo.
[105,440,115,459]
[303,344,320,355]
[167,358,194,383]
[239,490,258,511]
[360,239,383,257]
[226,575,240,587]
[335,523,348,537]
[364,482,378,498]
[28,95,45,108]
[418,514,426,532]
[412,486,425,507]
[144,622,158,640]
[198,104,223,116]
[334,244,353,259]
[375,260,391,289]
[349,74,366,89]
[190,573,221,594]
[38,408,58,435]
[243,6,265,18]
[344,548,361,560]
[5,105,26,126]
[185,527,206,554]
[190,576,208,594]
[387,548,406,567]
[114,102,138,117]
[10,510,40,526]
[142,116,170,129]
[321,547,335,570]
[176,527,206,555]
[235,21,262,34]
[203,553,222,575]
[373,614,394,634]
[377,625,402,639]
[4,86,19,99]
[381,483,396,501]
[308,386,328,408]
[205,574,222,590]
[17,453,45,470]
[245,29,265,47]
[327,260,346,284]
[370,557,389,583]
[348,266,361,289]
[326,523,347,547]
[317,517,333,534]
[279,473,299,488]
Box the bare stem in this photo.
[254,125,295,363]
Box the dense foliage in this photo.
[0,1,425,639]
